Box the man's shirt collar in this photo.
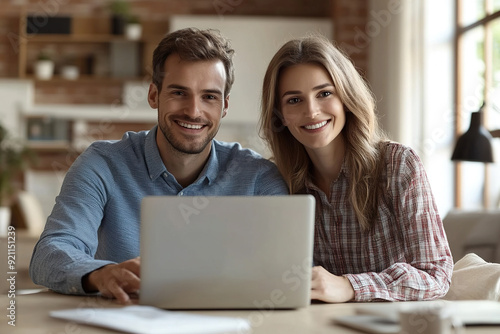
[145,125,218,185]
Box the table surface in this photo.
[1,290,499,334]
[1,233,499,333]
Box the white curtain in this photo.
[368,0,456,216]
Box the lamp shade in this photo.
[451,111,493,163]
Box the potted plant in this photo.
[34,51,54,80]
[0,123,35,234]
[110,0,130,35]
[125,15,142,40]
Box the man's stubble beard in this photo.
[157,102,221,155]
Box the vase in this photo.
[125,23,142,40]
[0,206,11,237]
[34,60,54,80]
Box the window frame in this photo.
[454,0,500,208]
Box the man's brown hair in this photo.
[152,28,235,97]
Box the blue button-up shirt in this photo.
[30,126,288,295]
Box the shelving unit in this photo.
[25,75,146,85]
[17,13,168,82]
[21,103,156,170]
[13,11,167,169]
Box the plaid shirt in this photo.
[306,142,453,301]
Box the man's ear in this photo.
[222,94,230,118]
[148,83,159,109]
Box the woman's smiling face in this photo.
[279,62,346,152]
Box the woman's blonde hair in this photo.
[259,35,387,229]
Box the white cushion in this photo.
[444,253,500,301]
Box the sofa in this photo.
[442,209,500,301]
[443,209,500,263]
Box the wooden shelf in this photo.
[17,14,165,80]
[29,75,148,84]
[23,33,163,44]
[27,140,71,151]
[24,34,130,43]
[17,9,169,79]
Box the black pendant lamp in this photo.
[451,103,494,163]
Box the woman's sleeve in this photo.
[345,145,454,301]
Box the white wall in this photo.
[0,79,33,134]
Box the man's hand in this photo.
[83,257,141,304]
[310,266,355,303]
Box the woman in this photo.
[260,35,453,303]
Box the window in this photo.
[455,0,500,208]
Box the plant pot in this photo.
[34,60,55,80]
[0,206,11,237]
[125,23,142,40]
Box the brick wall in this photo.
[332,0,369,76]
[0,0,369,104]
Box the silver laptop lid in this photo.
[140,195,315,309]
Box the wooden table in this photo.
[1,290,499,333]
[1,232,500,333]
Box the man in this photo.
[30,28,288,304]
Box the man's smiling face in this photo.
[148,53,229,155]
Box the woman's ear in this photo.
[148,83,159,109]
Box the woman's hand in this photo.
[310,266,355,303]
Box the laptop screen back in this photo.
[140,195,315,309]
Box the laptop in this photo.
[139,195,315,309]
